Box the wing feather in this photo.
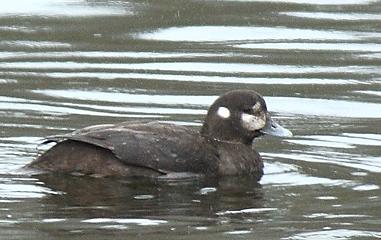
[41,121,219,174]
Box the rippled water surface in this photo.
[0,0,380,239]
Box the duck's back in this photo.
[29,121,220,177]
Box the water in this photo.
[0,0,380,239]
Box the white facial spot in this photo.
[217,106,230,119]
[253,102,262,112]
[241,113,266,131]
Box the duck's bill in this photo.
[260,116,293,137]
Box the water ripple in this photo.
[137,26,379,42]
[82,218,167,226]
[286,229,381,240]
[0,0,130,17]
[282,12,381,21]
[236,43,381,52]
[0,177,62,199]
[243,0,377,4]
[0,51,234,60]
[1,71,359,85]
[0,41,71,49]
[31,90,381,118]
[266,152,381,173]
[1,61,379,75]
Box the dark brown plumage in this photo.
[26,90,292,180]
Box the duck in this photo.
[26,90,292,180]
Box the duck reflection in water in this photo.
[36,173,265,219]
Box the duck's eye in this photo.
[243,108,252,114]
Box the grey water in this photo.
[0,0,381,239]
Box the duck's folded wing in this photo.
[42,123,219,174]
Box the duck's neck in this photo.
[200,122,255,145]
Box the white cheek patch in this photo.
[217,106,230,119]
[253,102,262,112]
[241,113,266,131]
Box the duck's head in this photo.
[201,90,292,144]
